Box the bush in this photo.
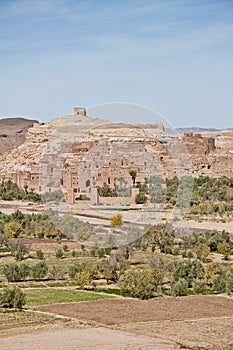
[192,279,206,294]
[31,261,48,280]
[164,246,172,254]
[170,278,188,296]
[186,250,194,259]
[0,286,25,309]
[36,249,44,260]
[135,192,147,204]
[3,263,30,282]
[8,240,29,261]
[63,244,69,252]
[110,214,123,228]
[55,249,64,259]
[173,259,204,287]
[172,246,179,255]
[49,265,64,280]
[119,268,162,299]
[217,242,231,260]
[212,267,233,294]
[71,250,77,257]
[69,262,82,279]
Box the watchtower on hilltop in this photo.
[73,107,86,116]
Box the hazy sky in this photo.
[0,0,232,128]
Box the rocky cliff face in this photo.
[0,117,38,157]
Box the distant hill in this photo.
[175,127,233,134]
[0,117,38,157]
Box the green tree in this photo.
[135,192,147,204]
[194,242,210,262]
[144,224,175,253]
[119,268,162,299]
[0,286,25,309]
[31,261,48,280]
[217,241,231,260]
[129,170,137,184]
[170,278,188,296]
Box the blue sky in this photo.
[0,0,233,128]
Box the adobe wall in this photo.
[0,112,232,205]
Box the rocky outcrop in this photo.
[0,117,38,157]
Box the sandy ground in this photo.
[117,317,233,350]
[0,327,177,350]
[1,200,232,234]
[1,296,233,349]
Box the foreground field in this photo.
[33,295,233,325]
[1,295,233,349]
[0,327,176,350]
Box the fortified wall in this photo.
[0,108,232,204]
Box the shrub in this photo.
[172,246,179,255]
[49,265,65,280]
[135,192,147,204]
[8,240,29,261]
[119,268,162,299]
[192,279,206,294]
[164,246,172,254]
[97,247,106,258]
[55,249,64,259]
[194,242,210,262]
[186,250,194,259]
[110,214,123,228]
[217,242,231,260]
[69,262,82,279]
[31,261,48,280]
[3,263,30,282]
[63,244,69,252]
[0,286,25,309]
[212,268,233,294]
[170,278,188,296]
[204,262,219,286]
[173,259,204,287]
[36,249,44,260]
[71,250,77,257]
[182,250,187,258]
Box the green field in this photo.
[25,288,114,306]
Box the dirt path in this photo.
[0,327,178,350]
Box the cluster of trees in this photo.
[0,180,41,202]
[144,224,233,261]
[0,210,96,243]
[3,260,65,282]
[0,181,66,203]
[97,175,233,213]
[0,210,62,240]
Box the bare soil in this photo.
[0,327,177,350]
[33,295,233,326]
[1,295,233,349]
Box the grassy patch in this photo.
[0,247,11,253]
[25,288,114,306]
[94,288,133,297]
